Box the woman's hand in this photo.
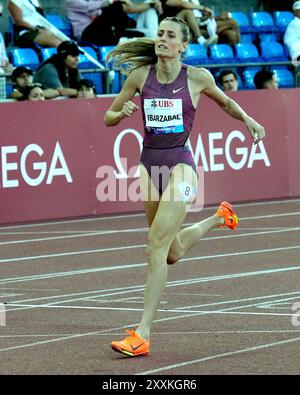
[121,100,139,118]
[244,116,266,144]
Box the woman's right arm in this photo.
[104,68,142,127]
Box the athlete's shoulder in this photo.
[187,66,216,90]
[187,66,214,82]
[127,64,151,92]
[129,64,151,79]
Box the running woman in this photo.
[104,17,265,357]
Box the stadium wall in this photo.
[0,88,299,225]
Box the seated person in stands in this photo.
[8,0,62,47]
[159,0,218,46]
[0,4,13,99]
[218,69,239,92]
[0,4,13,73]
[284,1,300,64]
[10,66,59,100]
[21,82,45,101]
[77,78,97,99]
[254,70,279,90]
[34,41,83,98]
[180,1,240,45]
[214,10,240,45]
[66,0,162,45]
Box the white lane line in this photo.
[1,330,300,339]
[0,288,60,291]
[176,291,300,311]
[0,213,145,231]
[1,224,300,250]
[6,266,300,312]
[5,303,296,318]
[1,244,300,287]
[137,336,300,375]
[0,296,297,354]
[0,226,287,235]
[0,198,298,231]
[1,232,300,265]
[0,211,300,247]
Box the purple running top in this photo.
[140,64,197,149]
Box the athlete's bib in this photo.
[144,98,184,134]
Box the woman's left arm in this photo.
[200,68,266,144]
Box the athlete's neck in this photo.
[155,60,182,84]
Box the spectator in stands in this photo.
[159,0,218,46]
[11,65,33,99]
[254,70,279,90]
[21,82,45,101]
[8,0,62,48]
[34,41,83,98]
[179,1,240,45]
[215,11,240,45]
[218,69,239,92]
[284,1,300,65]
[10,66,59,100]
[0,3,13,99]
[77,78,97,98]
[66,0,162,45]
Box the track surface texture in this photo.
[0,198,300,375]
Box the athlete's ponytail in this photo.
[106,17,191,75]
[106,38,157,75]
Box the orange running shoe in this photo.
[216,201,239,230]
[111,330,150,357]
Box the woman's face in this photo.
[28,87,45,101]
[16,72,33,89]
[64,54,79,69]
[155,21,188,59]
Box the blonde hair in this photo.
[106,17,191,75]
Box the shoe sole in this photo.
[111,344,149,357]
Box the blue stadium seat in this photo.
[235,43,262,62]
[251,12,277,32]
[184,44,208,65]
[40,47,57,61]
[260,42,289,61]
[240,33,255,43]
[274,11,294,32]
[231,12,254,33]
[242,67,262,90]
[46,14,72,38]
[98,46,115,66]
[271,68,294,88]
[259,33,279,42]
[209,44,234,64]
[11,48,40,70]
[78,47,99,69]
[81,71,103,94]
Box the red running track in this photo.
[0,198,300,375]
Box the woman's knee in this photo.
[147,229,171,262]
[167,236,185,265]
